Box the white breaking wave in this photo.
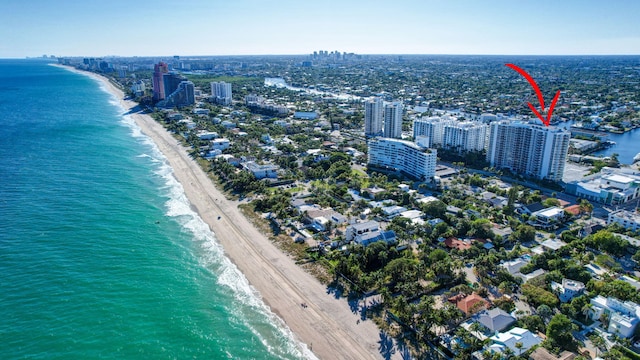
[118,112,315,360]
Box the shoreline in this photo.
[59,65,386,360]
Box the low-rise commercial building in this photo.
[565,169,640,205]
[608,209,640,232]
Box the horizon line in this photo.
[9,52,640,60]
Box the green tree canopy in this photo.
[545,313,578,352]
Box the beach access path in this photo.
[65,66,390,360]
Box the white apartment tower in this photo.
[442,121,488,152]
[211,81,232,105]
[412,116,454,147]
[486,121,570,182]
[368,138,437,180]
[384,102,403,139]
[364,97,384,137]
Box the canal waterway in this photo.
[556,121,640,164]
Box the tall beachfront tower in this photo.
[152,62,169,101]
[211,82,233,105]
[364,97,383,137]
[162,72,186,99]
[384,102,403,139]
[486,121,570,182]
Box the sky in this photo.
[1,0,639,58]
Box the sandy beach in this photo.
[62,66,387,359]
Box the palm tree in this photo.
[579,199,594,218]
[469,321,484,337]
[589,333,606,357]
[581,303,593,320]
[502,347,514,359]
[515,341,523,356]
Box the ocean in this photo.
[0,60,306,359]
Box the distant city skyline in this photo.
[2,0,639,58]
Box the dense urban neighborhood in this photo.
[60,53,640,360]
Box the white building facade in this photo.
[589,295,640,338]
[383,102,403,139]
[486,121,570,182]
[412,116,453,147]
[211,81,232,105]
[368,138,437,181]
[608,210,640,232]
[364,97,384,137]
[442,121,488,152]
[566,170,640,205]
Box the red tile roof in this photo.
[456,294,489,315]
[443,237,472,251]
[564,205,581,216]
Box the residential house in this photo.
[455,294,489,315]
[354,230,396,247]
[501,256,545,283]
[216,154,240,166]
[475,308,516,333]
[211,138,230,151]
[493,226,513,242]
[345,221,380,241]
[519,269,547,283]
[444,237,472,251]
[398,184,410,192]
[197,131,219,140]
[305,209,347,232]
[399,210,424,225]
[551,278,585,303]
[488,327,542,356]
[296,204,321,216]
[563,205,582,217]
[417,196,439,205]
[501,257,530,275]
[530,207,565,228]
[608,209,640,232]
[481,191,508,209]
[446,205,462,216]
[589,295,640,338]
[541,239,567,252]
[362,187,387,199]
[518,202,545,216]
[242,161,279,179]
[382,205,407,219]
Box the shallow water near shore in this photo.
[0,59,306,359]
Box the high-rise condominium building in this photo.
[157,80,195,108]
[486,121,570,182]
[163,72,186,99]
[364,97,383,137]
[384,102,403,139]
[412,116,454,147]
[152,62,169,101]
[442,121,488,152]
[368,138,437,180]
[211,82,233,105]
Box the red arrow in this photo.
[506,63,560,127]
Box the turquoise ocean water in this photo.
[0,60,308,359]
